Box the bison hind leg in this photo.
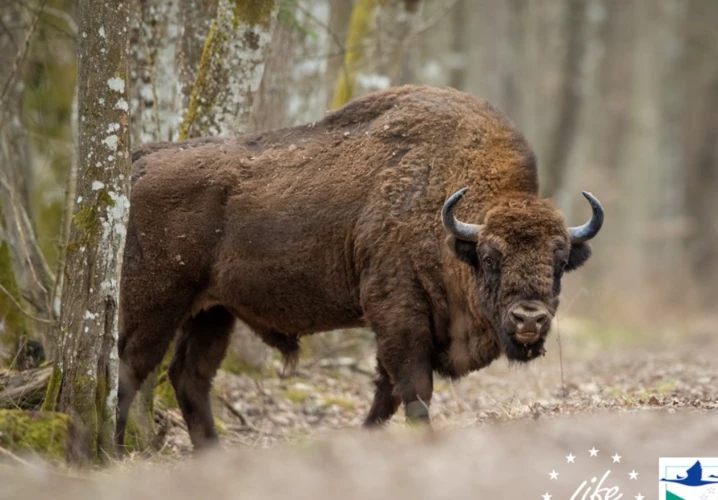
[169,306,235,451]
[116,311,179,455]
[255,329,301,376]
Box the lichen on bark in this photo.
[179,0,279,138]
[49,0,131,463]
[331,0,419,109]
[130,0,184,143]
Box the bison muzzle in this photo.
[115,85,603,452]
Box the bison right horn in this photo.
[568,191,604,243]
[442,187,482,242]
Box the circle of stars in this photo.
[543,447,643,499]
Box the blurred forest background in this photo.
[0,0,718,464]
[0,0,717,465]
[1,0,718,404]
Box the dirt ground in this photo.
[1,315,717,499]
[190,317,718,452]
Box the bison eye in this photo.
[483,256,495,267]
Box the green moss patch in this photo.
[282,387,311,405]
[320,396,355,411]
[0,409,72,462]
[233,0,277,27]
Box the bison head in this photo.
[442,188,603,362]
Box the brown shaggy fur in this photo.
[115,85,596,451]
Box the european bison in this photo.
[116,85,603,450]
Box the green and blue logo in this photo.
[660,458,718,499]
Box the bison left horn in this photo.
[568,191,604,244]
[442,188,482,242]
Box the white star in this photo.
[629,470,639,480]
[612,453,622,463]
[635,494,644,500]
[549,470,559,480]
[542,493,552,500]
[566,453,576,463]
[589,447,599,457]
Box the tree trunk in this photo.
[248,3,296,132]
[179,0,279,138]
[130,0,182,144]
[331,0,379,108]
[178,0,219,110]
[540,0,588,198]
[45,0,131,462]
[325,0,354,110]
[683,0,718,310]
[332,0,421,109]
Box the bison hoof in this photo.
[405,400,430,424]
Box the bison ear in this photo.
[566,242,592,272]
[446,236,478,268]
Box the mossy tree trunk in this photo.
[331,0,420,109]
[331,0,379,109]
[46,0,131,462]
[324,0,354,110]
[179,0,279,138]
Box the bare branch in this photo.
[292,1,351,96]
[0,445,37,468]
[408,0,462,38]
[27,3,78,36]
[0,0,48,115]
[0,170,54,314]
[0,18,19,50]
[217,394,260,432]
[0,284,55,324]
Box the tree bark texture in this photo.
[47,0,131,462]
[248,4,297,132]
[179,0,279,138]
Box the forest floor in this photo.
[154,315,718,454]
[2,315,718,499]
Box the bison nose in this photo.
[509,304,550,334]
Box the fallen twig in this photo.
[0,0,48,113]
[217,394,260,433]
[0,284,55,325]
[0,365,53,410]
[0,445,37,468]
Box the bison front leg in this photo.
[364,362,400,427]
[363,288,434,426]
[394,351,433,425]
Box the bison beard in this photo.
[114,85,603,452]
